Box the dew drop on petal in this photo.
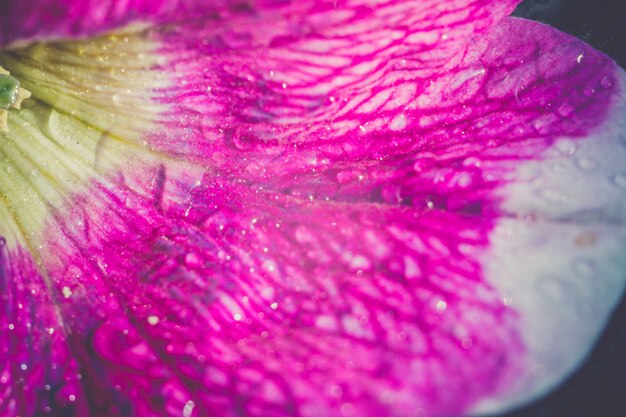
[62,286,72,299]
[183,400,195,417]
[611,173,626,189]
[576,157,598,171]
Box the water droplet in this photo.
[573,259,596,277]
[551,162,565,173]
[316,315,338,331]
[539,188,566,204]
[230,128,256,151]
[110,67,128,81]
[555,139,577,156]
[413,155,436,172]
[611,174,626,189]
[600,76,613,89]
[576,157,598,171]
[557,103,574,117]
[462,157,482,168]
[583,85,596,97]
[183,400,195,417]
[112,94,124,106]
[330,385,343,398]
[461,337,473,349]
[536,277,566,299]
[413,408,427,417]
[349,255,371,271]
[435,300,447,313]
[454,171,472,188]
[532,116,553,134]
[184,252,203,269]
[340,403,355,416]
[62,286,72,299]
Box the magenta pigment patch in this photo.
[0,0,209,47]
[0,1,625,417]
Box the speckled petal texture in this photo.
[1,1,625,417]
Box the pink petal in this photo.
[148,11,626,414]
[154,0,521,165]
[13,177,519,417]
[1,0,254,47]
[1,2,625,417]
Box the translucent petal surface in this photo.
[0,1,624,417]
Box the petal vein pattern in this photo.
[0,1,625,417]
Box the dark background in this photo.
[513,0,626,68]
[497,1,626,416]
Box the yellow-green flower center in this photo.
[0,30,167,248]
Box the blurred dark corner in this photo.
[496,1,626,417]
[513,0,626,68]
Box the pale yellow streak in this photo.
[0,29,169,248]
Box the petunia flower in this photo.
[0,1,625,416]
